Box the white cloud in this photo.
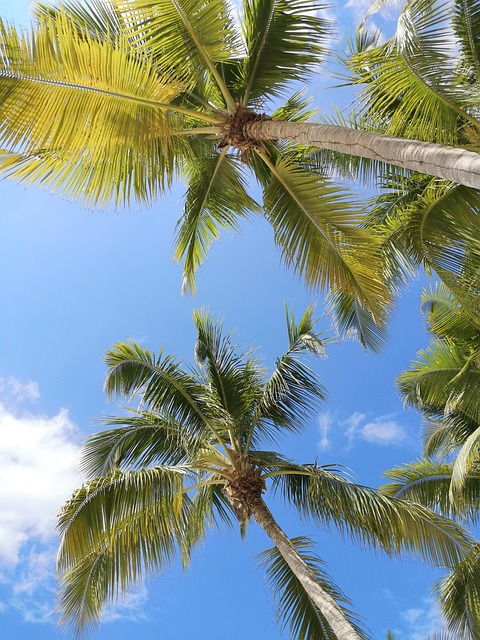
[318,413,331,450]
[361,420,407,445]
[402,597,445,640]
[0,381,81,566]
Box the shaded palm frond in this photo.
[80,410,208,477]
[381,458,480,524]
[257,537,369,640]
[103,341,215,438]
[436,542,480,640]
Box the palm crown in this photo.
[57,306,474,639]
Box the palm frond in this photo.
[0,13,195,207]
[258,155,391,324]
[239,0,330,104]
[274,464,473,567]
[174,148,260,294]
[103,341,213,437]
[257,537,369,640]
[436,542,480,640]
[80,410,207,477]
[452,0,480,83]
[348,0,480,144]
[118,0,239,108]
[381,458,480,524]
[247,305,327,447]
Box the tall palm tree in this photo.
[57,306,474,639]
[380,285,480,638]
[1,0,480,348]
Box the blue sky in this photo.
[0,1,453,639]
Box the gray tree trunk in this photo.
[251,497,362,640]
[246,120,480,189]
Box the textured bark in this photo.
[251,497,362,640]
[245,120,480,189]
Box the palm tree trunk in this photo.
[251,496,362,640]
[246,120,480,189]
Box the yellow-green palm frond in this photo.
[256,155,391,337]
[57,465,214,636]
[436,542,480,640]
[173,147,261,295]
[0,12,200,207]
[273,463,473,567]
[239,0,330,105]
[257,537,369,640]
[117,0,240,108]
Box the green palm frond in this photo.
[174,148,260,294]
[452,0,480,82]
[257,537,369,640]
[423,413,479,458]
[325,287,390,352]
[57,465,218,635]
[349,0,480,144]
[57,466,194,566]
[80,410,207,477]
[0,13,199,207]
[103,341,215,438]
[450,426,480,496]
[258,155,390,315]
[274,464,473,567]
[399,342,480,423]
[381,458,480,524]
[239,0,329,104]
[247,305,327,448]
[436,542,480,640]
[117,0,239,108]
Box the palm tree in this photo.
[395,284,480,496]
[57,305,474,639]
[1,0,480,348]
[379,285,480,638]
[328,0,480,320]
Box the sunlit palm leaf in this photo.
[452,0,480,83]
[174,148,260,294]
[274,464,473,566]
[118,0,239,106]
[259,155,390,316]
[239,0,329,104]
[257,537,369,640]
[0,14,189,206]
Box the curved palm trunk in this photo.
[246,120,480,189]
[251,497,362,640]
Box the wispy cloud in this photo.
[317,410,410,452]
[402,597,445,640]
[318,413,331,450]
[361,419,407,445]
